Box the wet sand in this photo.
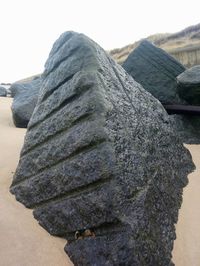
[0,96,199,265]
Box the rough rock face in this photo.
[177,65,200,105]
[10,32,194,265]
[170,115,200,144]
[0,86,7,97]
[11,78,41,128]
[122,40,186,104]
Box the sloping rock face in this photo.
[177,65,200,105]
[122,40,185,104]
[10,32,194,266]
[11,78,41,128]
[0,86,7,97]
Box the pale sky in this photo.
[0,0,199,82]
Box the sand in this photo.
[0,97,199,266]
[173,144,200,266]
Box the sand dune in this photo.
[0,96,199,265]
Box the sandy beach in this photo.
[173,144,200,266]
[0,96,199,266]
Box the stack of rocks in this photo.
[123,40,200,144]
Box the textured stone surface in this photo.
[0,86,7,97]
[169,115,200,144]
[10,32,194,265]
[177,65,200,105]
[122,40,186,104]
[11,78,41,128]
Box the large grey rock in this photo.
[0,86,7,97]
[11,78,41,128]
[10,32,194,265]
[122,40,186,104]
[177,65,200,105]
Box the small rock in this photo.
[10,78,41,128]
[0,86,7,97]
[177,65,200,105]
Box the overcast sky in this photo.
[0,0,199,82]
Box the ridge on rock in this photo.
[122,40,186,104]
[10,32,194,266]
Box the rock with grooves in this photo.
[177,65,200,105]
[10,32,194,266]
[0,86,7,97]
[11,78,41,128]
[122,40,186,104]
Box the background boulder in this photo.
[122,40,186,104]
[177,65,200,105]
[0,86,7,97]
[11,77,41,128]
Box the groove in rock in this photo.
[137,49,177,80]
[41,73,75,103]
[22,111,94,156]
[145,42,185,72]
[28,83,92,131]
[11,139,107,187]
[44,45,81,80]
[30,175,113,209]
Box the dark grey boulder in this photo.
[0,86,7,97]
[122,40,185,104]
[177,65,200,105]
[170,115,200,144]
[10,32,194,265]
[11,78,41,128]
